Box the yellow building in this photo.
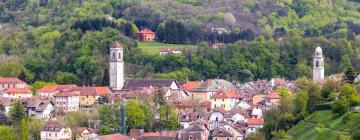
[210,90,241,111]
[78,87,112,108]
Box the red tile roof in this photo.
[37,85,77,92]
[7,87,31,94]
[246,118,264,126]
[95,87,112,95]
[139,28,155,33]
[211,107,227,114]
[0,77,24,84]
[53,91,79,97]
[181,81,202,90]
[211,89,240,99]
[266,92,281,99]
[95,133,129,140]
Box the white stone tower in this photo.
[109,42,124,91]
[313,46,324,83]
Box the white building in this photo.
[109,42,125,91]
[0,77,28,91]
[53,91,79,114]
[41,120,72,140]
[22,99,54,119]
[159,48,182,55]
[313,46,325,83]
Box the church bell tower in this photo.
[313,46,324,83]
[109,42,124,91]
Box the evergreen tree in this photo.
[119,104,127,134]
[20,119,29,140]
[0,112,9,125]
[9,101,26,125]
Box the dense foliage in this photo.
[0,0,359,86]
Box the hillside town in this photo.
[2,42,357,140]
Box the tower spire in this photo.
[313,46,324,83]
[109,41,124,91]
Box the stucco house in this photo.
[265,92,281,107]
[41,120,72,140]
[74,127,97,140]
[224,108,250,123]
[53,90,80,114]
[0,77,28,91]
[137,28,155,42]
[235,100,251,110]
[0,97,16,114]
[7,86,32,99]
[186,79,236,102]
[21,98,54,119]
[121,79,181,101]
[211,89,241,111]
[222,123,245,140]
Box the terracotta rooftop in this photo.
[53,91,78,97]
[181,81,202,90]
[246,118,264,126]
[211,89,240,99]
[138,28,155,33]
[0,77,24,84]
[37,85,77,92]
[211,107,227,114]
[266,92,281,99]
[94,133,129,140]
[7,87,31,93]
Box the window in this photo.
[214,99,216,101]
[316,61,319,67]
[222,99,224,102]
[216,117,218,121]
[214,104,217,108]
[118,52,122,59]
[189,136,192,140]
[215,138,218,140]
[227,138,230,140]
[112,53,116,59]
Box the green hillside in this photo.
[288,110,360,140]
[137,42,196,55]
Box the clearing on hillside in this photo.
[137,42,197,55]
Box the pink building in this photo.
[53,90,79,114]
[0,77,28,90]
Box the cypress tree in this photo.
[9,101,26,125]
[119,104,127,134]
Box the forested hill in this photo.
[0,0,359,86]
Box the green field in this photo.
[137,42,197,55]
[287,110,360,140]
